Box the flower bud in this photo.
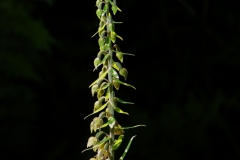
[99,71,103,77]
[113,44,121,52]
[110,31,117,43]
[113,80,120,90]
[99,20,105,28]
[101,16,107,22]
[104,43,110,50]
[100,45,104,51]
[105,108,110,118]
[98,96,105,104]
[87,136,98,148]
[114,62,122,70]
[91,84,98,97]
[97,89,105,99]
[102,66,107,72]
[94,57,101,68]
[99,29,106,37]
[96,0,100,6]
[98,37,105,47]
[114,124,124,135]
[96,9,102,19]
[99,111,106,119]
[94,101,102,112]
[100,82,108,90]
[90,121,94,133]
[97,50,105,59]
[93,117,103,132]
[103,59,108,66]
[109,23,114,32]
[119,68,128,80]
[116,51,123,63]
[99,66,107,77]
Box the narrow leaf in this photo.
[96,137,110,148]
[101,122,109,128]
[116,97,134,104]
[91,24,106,38]
[117,35,123,41]
[122,53,135,56]
[95,131,106,139]
[84,101,109,119]
[115,125,146,130]
[117,7,122,12]
[119,136,137,160]
[113,79,136,90]
[113,21,123,24]
[113,106,129,115]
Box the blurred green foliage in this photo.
[0,0,54,159]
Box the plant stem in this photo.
[107,4,115,160]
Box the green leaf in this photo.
[117,7,122,12]
[113,78,136,90]
[113,21,123,24]
[117,35,123,41]
[113,106,129,115]
[89,69,109,88]
[116,97,134,104]
[113,135,124,150]
[115,125,146,130]
[119,136,137,160]
[122,53,135,56]
[112,5,117,15]
[95,131,106,139]
[101,122,109,128]
[84,101,109,119]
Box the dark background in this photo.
[1,0,240,159]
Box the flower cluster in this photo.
[82,0,144,160]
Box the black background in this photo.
[1,0,240,159]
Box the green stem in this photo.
[107,4,115,160]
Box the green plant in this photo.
[82,0,145,160]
